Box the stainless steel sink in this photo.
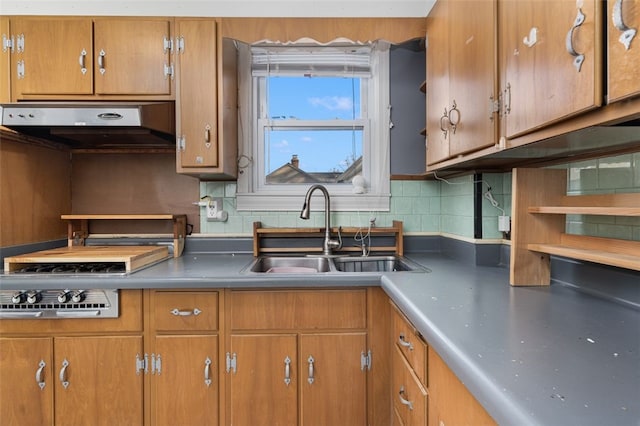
[242,255,428,273]
[332,255,429,273]
[245,256,334,273]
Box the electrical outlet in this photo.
[206,198,227,221]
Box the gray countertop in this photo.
[1,251,639,425]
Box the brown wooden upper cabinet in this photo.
[175,19,238,179]
[7,17,174,99]
[499,0,603,139]
[607,0,640,103]
[425,0,499,167]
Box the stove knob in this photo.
[26,291,41,304]
[11,292,25,304]
[57,291,71,303]
[71,291,85,303]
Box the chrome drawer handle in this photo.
[399,386,414,410]
[284,356,291,386]
[398,333,414,351]
[171,308,202,316]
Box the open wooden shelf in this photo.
[253,220,403,257]
[528,234,640,272]
[61,214,187,257]
[510,168,640,286]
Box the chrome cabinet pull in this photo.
[59,359,69,389]
[613,0,637,50]
[204,124,211,146]
[284,356,291,386]
[439,107,450,139]
[398,333,414,351]
[170,308,201,316]
[398,386,414,410]
[448,100,460,134]
[204,357,212,387]
[98,49,106,74]
[78,49,87,74]
[307,356,315,384]
[565,8,586,72]
[35,360,46,390]
[523,27,538,47]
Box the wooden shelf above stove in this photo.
[61,214,187,257]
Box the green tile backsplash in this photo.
[199,153,640,241]
[564,152,640,241]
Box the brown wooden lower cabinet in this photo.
[299,333,368,425]
[428,347,496,426]
[0,290,144,426]
[149,290,220,426]
[0,335,144,426]
[226,289,371,426]
[228,334,299,425]
[152,335,219,426]
[0,337,54,425]
[1,287,391,425]
[390,300,496,426]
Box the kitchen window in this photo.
[236,41,391,211]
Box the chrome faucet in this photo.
[300,184,342,255]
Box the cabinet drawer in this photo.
[229,289,367,330]
[392,345,427,426]
[153,291,219,331]
[392,304,427,385]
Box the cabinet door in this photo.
[300,333,368,426]
[1,17,11,102]
[0,337,54,425]
[153,335,219,426]
[229,334,298,426]
[93,19,172,95]
[54,336,143,426]
[608,0,640,102]
[427,347,496,425]
[10,18,93,97]
[448,0,498,157]
[426,0,451,166]
[500,0,603,139]
[176,19,219,168]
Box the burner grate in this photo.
[14,262,126,274]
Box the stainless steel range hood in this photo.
[0,101,175,147]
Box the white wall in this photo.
[0,0,434,17]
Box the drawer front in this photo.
[153,291,219,331]
[229,289,367,330]
[392,345,427,426]
[392,305,427,385]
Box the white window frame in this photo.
[236,41,391,211]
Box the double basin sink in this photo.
[243,255,429,274]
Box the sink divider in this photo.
[252,220,404,257]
